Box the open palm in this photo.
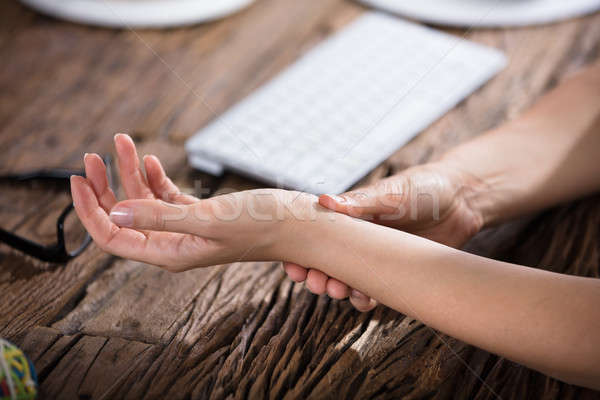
[72,134,319,271]
[71,134,216,270]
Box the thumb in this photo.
[318,177,407,219]
[109,199,209,234]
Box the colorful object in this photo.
[0,339,37,400]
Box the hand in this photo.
[284,161,485,311]
[71,134,316,271]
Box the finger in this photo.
[114,133,155,199]
[349,290,378,312]
[84,153,117,212]
[71,175,150,256]
[319,176,406,219]
[305,269,327,295]
[283,262,308,282]
[71,175,211,268]
[71,175,116,242]
[326,278,351,300]
[109,198,211,236]
[144,154,198,205]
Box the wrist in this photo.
[438,121,547,227]
[269,192,347,265]
[265,191,321,261]
[435,154,497,230]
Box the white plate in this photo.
[357,0,600,27]
[19,0,255,28]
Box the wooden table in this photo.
[1,0,599,398]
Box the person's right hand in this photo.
[283,161,486,311]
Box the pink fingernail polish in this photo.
[110,207,133,227]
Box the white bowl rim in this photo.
[19,0,256,28]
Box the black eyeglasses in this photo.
[0,155,112,263]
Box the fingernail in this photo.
[327,195,347,204]
[350,289,368,302]
[143,154,157,163]
[337,195,359,206]
[114,133,131,142]
[110,207,133,227]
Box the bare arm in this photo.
[279,66,600,387]
[444,61,600,225]
[285,60,600,311]
[74,61,600,390]
[277,205,600,390]
[74,158,600,390]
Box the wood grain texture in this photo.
[1,0,599,398]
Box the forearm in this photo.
[278,207,600,388]
[442,61,600,225]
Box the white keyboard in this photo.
[186,12,506,194]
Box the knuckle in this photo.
[151,205,165,230]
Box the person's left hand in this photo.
[71,133,317,270]
[72,134,376,311]
[72,133,205,269]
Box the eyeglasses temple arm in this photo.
[0,227,62,261]
[0,169,85,182]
